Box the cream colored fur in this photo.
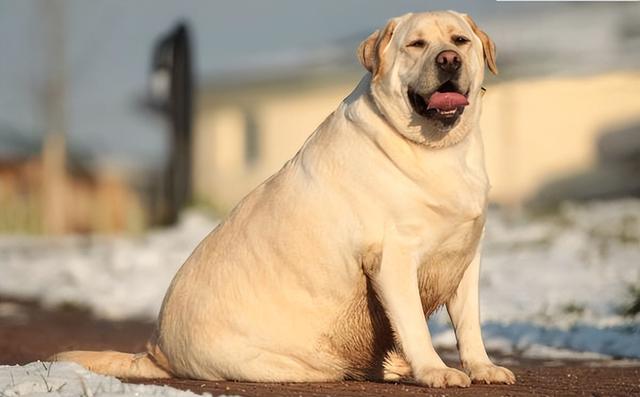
[54,11,515,388]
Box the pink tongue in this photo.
[427,91,469,111]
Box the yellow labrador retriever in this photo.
[55,11,515,388]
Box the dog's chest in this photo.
[415,214,485,315]
[394,163,487,315]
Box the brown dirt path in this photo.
[131,368,640,397]
[1,296,639,397]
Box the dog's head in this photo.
[358,11,497,148]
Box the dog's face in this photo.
[358,11,497,148]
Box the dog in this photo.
[55,11,515,388]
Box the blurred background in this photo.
[1,0,639,234]
[0,0,639,362]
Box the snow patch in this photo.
[0,361,234,396]
[430,199,640,359]
[0,211,215,320]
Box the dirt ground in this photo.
[1,296,639,397]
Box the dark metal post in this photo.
[150,22,194,225]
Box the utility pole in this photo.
[41,0,68,234]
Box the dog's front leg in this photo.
[446,243,516,384]
[367,226,470,388]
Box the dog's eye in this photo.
[453,35,470,45]
[407,39,426,49]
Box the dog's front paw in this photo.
[415,367,471,388]
[465,362,516,384]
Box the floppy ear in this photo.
[357,19,398,78]
[463,14,498,75]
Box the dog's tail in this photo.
[50,345,172,379]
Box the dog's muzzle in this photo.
[408,80,469,125]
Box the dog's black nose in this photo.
[436,50,461,73]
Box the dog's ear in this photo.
[357,18,398,78]
[357,30,380,74]
[463,14,498,75]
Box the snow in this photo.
[0,211,215,320]
[431,199,640,359]
[1,200,639,361]
[0,361,230,397]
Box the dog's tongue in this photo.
[427,92,469,111]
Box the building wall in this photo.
[194,71,640,212]
[482,71,640,207]
[194,82,355,210]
